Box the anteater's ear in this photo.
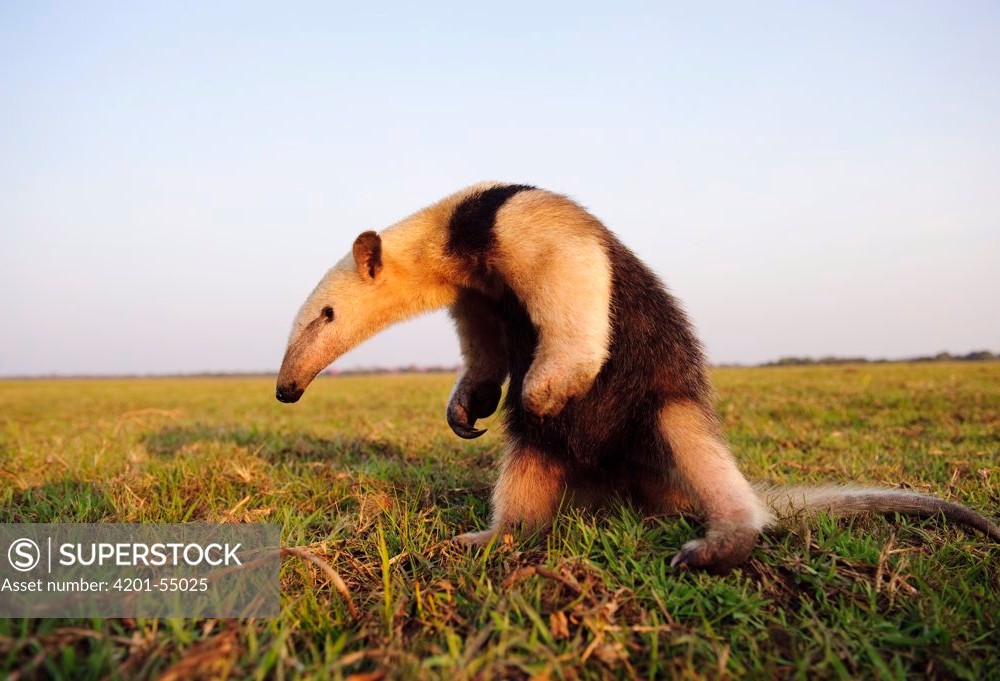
[352,231,383,281]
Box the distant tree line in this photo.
[326,350,1000,375]
[761,350,998,367]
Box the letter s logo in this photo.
[8,538,41,572]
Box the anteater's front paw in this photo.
[522,374,561,418]
[446,379,502,439]
[522,363,596,418]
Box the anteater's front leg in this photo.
[659,400,772,574]
[446,290,508,438]
[495,231,613,418]
[454,444,566,546]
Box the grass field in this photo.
[1,362,998,679]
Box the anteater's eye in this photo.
[321,306,334,322]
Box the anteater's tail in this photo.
[755,484,1000,542]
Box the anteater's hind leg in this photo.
[454,443,565,546]
[658,400,772,573]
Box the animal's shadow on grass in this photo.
[140,425,494,508]
[1,481,115,522]
[142,425,407,465]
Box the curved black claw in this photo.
[447,402,487,439]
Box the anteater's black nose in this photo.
[276,383,303,403]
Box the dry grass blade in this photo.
[535,566,585,596]
[156,628,239,681]
[282,546,359,619]
[345,672,386,681]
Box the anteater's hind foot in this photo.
[669,524,761,575]
[454,444,565,547]
[659,400,772,573]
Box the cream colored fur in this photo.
[277,191,469,392]
[660,401,772,530]
[492,191,613,416]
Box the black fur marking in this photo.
[469,381,503,419]
[498,232,712,481]
[446,184,536,257]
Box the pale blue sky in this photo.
[1,1,998,375]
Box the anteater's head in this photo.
[275,231,389,403]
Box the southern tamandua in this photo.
[275,182,1000,573]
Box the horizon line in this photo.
[1,350,996,381]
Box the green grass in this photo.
[1,362,998,679]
